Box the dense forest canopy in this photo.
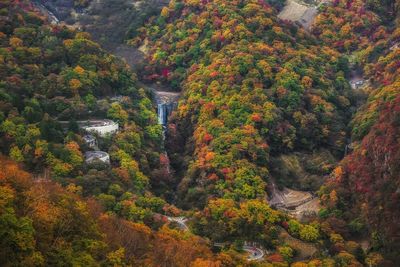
[139,0,356,207]
[0,0,399,266]
[314,0,400,261]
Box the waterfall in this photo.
[157,102,176,126]
[156,100,177,177]
[157,103,169,145]
[151,89,181,204]
[158,103,166,125]
[344,139,353,157]
[344,143,353,156]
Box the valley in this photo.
[1,0,399,266]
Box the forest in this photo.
[0,0,399,266]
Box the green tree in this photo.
[9,146,24,162]
[299,225,319,242]
[107,103,129,125]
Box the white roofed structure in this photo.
[85,151,110,164]
[80,120,119,137]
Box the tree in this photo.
[108,103,129,125]
[288,219,301,236]
[300,225,319,242]
[106,248,128,266]
[9,146,24,162]
[278,246,294,262]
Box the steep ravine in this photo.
[32,0,345,219]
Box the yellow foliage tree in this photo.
[9,37,23,47]
[74,65,85,75]
[161,7,170,18]
[69,78,82,94]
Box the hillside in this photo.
[33,0,169,67]
[1,0,400,266]
[313,0,400,261]
[139,0,356,204]
[0,1,230,265]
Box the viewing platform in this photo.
[79,120,119,137]
[58,119,119,136]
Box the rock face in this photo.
[278,0,330,30]
[35,0,168,52]
[35,0,74,20]
[269,182,321,221]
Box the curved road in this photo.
[166,216,189,231]
[243,245,265,261]
[168,220,266,261]
[214,243,265,261]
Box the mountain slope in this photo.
[140,0,356,206]
[314,0,400,262]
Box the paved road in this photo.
[213,243,265,261]
[243,245,265,261]
[167,219,267,261]
[166,216,189,231]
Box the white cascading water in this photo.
[157,101,176,175]
[158,103,166,126]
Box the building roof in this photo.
[85,151,109,163]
